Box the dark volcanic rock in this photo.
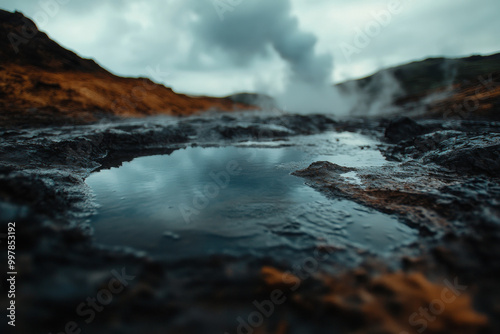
[293,161,354,178]
[269,114,339,134]
[424,136,500,176]
[2,114,500,334]
[211,124,291,140]
[384,116,426,143]
[386,124,500,176]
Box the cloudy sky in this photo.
[2,0,499,97]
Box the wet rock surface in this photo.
[384,116,427,143]
[1,113,500,333]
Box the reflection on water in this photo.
[86,132,417,261]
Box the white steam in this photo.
[187,0,404,116]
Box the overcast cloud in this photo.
[2,0,499,97]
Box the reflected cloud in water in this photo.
[86,133,417,261]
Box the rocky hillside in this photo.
[338,53,500,119]
[0,10,254,127]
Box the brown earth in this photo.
[261,266,488,334]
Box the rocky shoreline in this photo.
[1,113,499,333]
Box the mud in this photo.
[1,113,499,333]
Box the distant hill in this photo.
[0,10,107,73]
[338,53,500,119]
[0,10,254,127]
[226,93,277,110]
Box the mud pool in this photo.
[86,132,418,261]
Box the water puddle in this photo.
[86,132,417,261]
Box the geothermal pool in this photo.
[86,132,418,261]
